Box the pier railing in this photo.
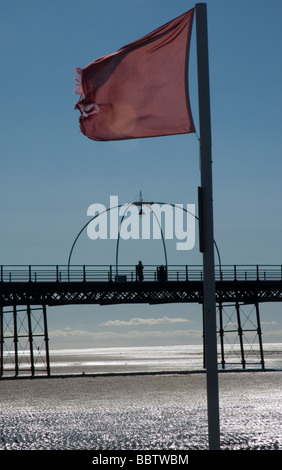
[1,265,282,283]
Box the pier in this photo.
[1,263,281,377]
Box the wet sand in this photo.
[1,370,281,408]
[1,371,281,450]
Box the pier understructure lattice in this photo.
[0,304,50,377]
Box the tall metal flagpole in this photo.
[195,3,220,449]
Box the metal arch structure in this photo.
[67,204,122,280]
[67,202,168,280]
[67,198,222,279]
[154,201,222,270]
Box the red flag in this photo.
[75,9,195,141]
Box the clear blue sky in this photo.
[0,0,281,349]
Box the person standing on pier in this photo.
[136,261,144,281]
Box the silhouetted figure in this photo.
[157,265,167,282]
[136,261,144,281]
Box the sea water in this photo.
[49,344,206,376]
[3,343,282,376]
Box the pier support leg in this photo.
[43,304,51,376]
[255,302,265,370]
[236,302,246,369]
[27,305,35,376]
[13,305,19,376]
[218,302,225,369]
